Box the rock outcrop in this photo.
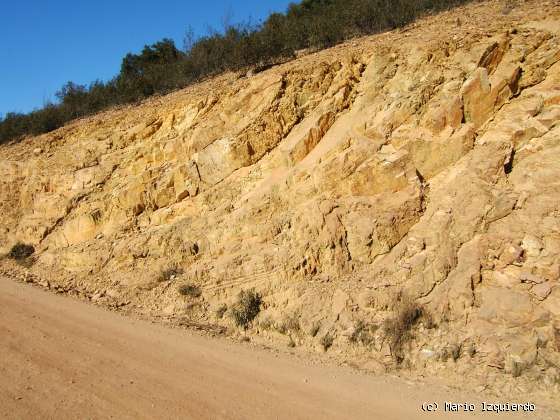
[1,0,560,404]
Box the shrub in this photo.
[90,209,103,224]
[309,322,321,338]
[178,283,202,297]
[320,332,334,351]
[159,266,183,282]
[383,292,423,363]
[258,316,274,330]
[349,320,377,346]
[230,289,262,329]
[440,343,462,362]
[215,304,228,319]
[277,313,301,335]
[8,243,35,260]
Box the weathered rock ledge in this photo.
[1,0,560,406]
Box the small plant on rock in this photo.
[440,343,462,362]
[421,311,437,329]
[230,289,262,329]
[277,313,301,335]
[383,292,423,363]
[287,336,296,348]
[215,304,228,319]
[501,0,518,15]
[258,316,274,330]
[309,321,321,338]
[350,320,378,346]
[178,283,202,298]
[8,243,35,260]
[320,332,334,351]
[159,266,183,282]
[450,343,462,361]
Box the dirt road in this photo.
[0,278,548,419]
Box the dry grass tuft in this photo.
[215,304,228,319]
[230,290,262,329]
[277,313,301,335]
[309,321,321,338]
[320,332,334,351]
[384,292,423,363]
[350,320,378,346]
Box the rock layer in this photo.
[1,0,560,403]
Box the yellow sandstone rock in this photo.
[1,0,559,405]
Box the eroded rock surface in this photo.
[1,0,560,404]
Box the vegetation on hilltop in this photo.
[0,0,470,144]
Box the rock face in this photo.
[1,0,560,402]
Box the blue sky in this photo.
[0,0,293,116]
